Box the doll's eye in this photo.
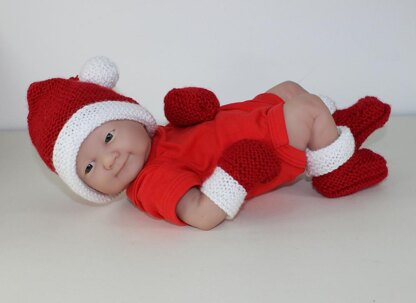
[85,163,94,174]
[105,131,114,143]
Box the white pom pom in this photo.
[79,56,119,88]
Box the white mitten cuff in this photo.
[306,126,355,177]
[201,167,247,220]
[318,95,337,115]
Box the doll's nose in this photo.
[102,151,120,170]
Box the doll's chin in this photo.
[120,164,143,190]
[128,156,146,182]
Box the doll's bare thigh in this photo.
[283,94,324,151]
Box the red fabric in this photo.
[333,96,391,149]
[218,140,281,191]
[127,93,307,225]
[312,148,388,198]
[313,97,390,198]
[27,78,137,171]
[164,87,220,126]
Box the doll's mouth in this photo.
[115,155,129,177]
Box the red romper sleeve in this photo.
[126,164,202,226]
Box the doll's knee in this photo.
[283,94,333,150]
[293,93,331,118]
[266,81,308,102]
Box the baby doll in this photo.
[27,57,390,230]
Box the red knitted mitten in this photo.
[164,87,220,127]
[312,148,388,198]
[201,140,281,219]
[333,96,391,149]
[218,140,281,191]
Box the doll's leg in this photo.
[283,93,388,197]
[266,81,309,102]
[314,95,391,149]
[283,93,339,151]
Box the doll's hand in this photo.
[164,87,220,127]
[201,139,281,219]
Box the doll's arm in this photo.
[176,188,226,230]
[164,87,220,126]
[176,139,281,230]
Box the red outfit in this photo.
[127,93,306,225]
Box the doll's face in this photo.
[76,120,151,195]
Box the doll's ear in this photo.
[164,87,220,127]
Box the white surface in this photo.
[0,116,415,302]
[1,0,416,130]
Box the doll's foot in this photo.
[332,97,391,149]
[312,148,388,198]
[306,126,388,198]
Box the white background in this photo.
[1,0,415,130]
[1,2,415,301]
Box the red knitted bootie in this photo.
[332,96,391,149]
[312,148,388,198]
[164,87,220,127]
[306,126,388,198]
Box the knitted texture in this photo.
[312,148,388,198]
[200,167,247,219]
[218,140,281,190]
[201,139,281,219]
[28,79,137,171]
[333,96,391,149]
[306,126,355,177]
[79,56,119,88]
[318,95,337,114]
[27,57,157,203]
[53,101,156,203]
[164,87,220,126]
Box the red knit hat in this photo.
[27,57,157,203]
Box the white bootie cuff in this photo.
[306,126,355,177]
[319,95,337,115]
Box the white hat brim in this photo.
[52,101,157,203]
